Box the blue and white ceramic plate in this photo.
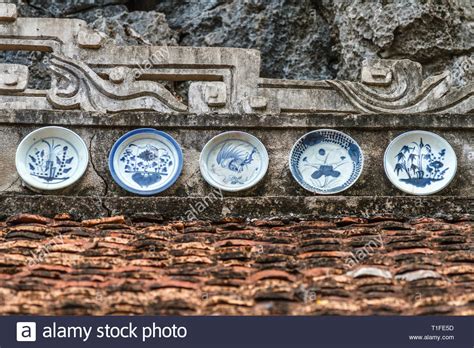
[289,129,364,194]
[384,131,456,195]
[200,131,269,192]
[15,126,89,191]
[109,129,183,195]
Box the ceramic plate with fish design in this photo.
[289,129,364,194]
[109,129,183,195]
[15,126,89,191]
[384,131,456,195]
[200,131,269,192]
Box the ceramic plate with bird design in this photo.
[109,129,183,195]
[200,131,269,192]
[16,126,89,191]
[289,129,364,194]
[384,130,456,195]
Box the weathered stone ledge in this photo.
[0,110,472,129]
[0,195,471,220]
[1,114,472,198]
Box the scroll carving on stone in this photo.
[48,55,188,113]
[327,59,472,114]
[0,4,471,114]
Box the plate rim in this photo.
[288,129,364,194]
[15,126,89,191]
[108,128,183,195]
[199,131,269,192]
[383,130,457,195]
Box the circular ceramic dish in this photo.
[109,128,183,195]
[15,126,89,191]
[200,131,269,192]
[384,130,456,195]
[289,129,364,194]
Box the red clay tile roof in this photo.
[0,214,472,315]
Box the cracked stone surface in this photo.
[0,128,20,192]
[3,0,472,88]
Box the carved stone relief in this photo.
[0,4,471,114]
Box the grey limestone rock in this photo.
[4,0,473,84]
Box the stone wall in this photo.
[0,110,472,220]
[0,2,472,220]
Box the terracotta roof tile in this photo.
[0,214,472,315]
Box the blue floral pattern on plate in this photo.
[384,131,456,195]
[119,144,173,187]
[200,131,269,192]
[27,138,77,184]
[289,130,364,194]
[109,129,183,195]
[16,126,88,191]
[394,138,448,188]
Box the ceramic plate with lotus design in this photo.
[200,131,269,192]
[16,126,89,191]
[289,129,364,194]
[109,129,183,195]
[384,131,456,195]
